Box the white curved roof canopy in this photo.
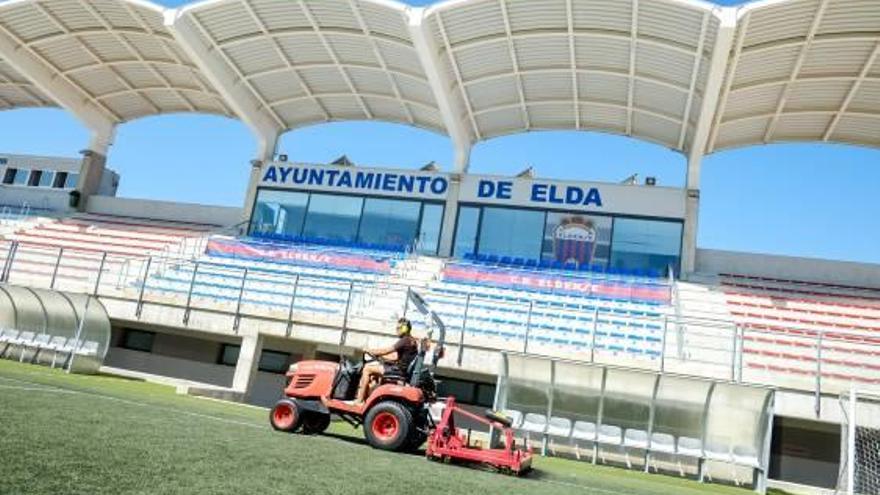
[0,0,874,167]
[175,0,445,134]
[0,0,232,126]
[709,0,880,151]
[424,0,721,151]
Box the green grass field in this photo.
[0,360,784,495]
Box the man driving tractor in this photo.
[353,317,419,405]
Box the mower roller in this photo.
[427,396,533,475]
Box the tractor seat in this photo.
[381,358,417,384]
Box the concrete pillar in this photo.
[232,332,263,400]
[240,133,279,233]
[681,189,700,277]
[437,173,462,257]
[75,130,114,212]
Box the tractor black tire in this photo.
[270,399,302,433]
[404,430,428,452]
[364,401,413,452]
[301,413,331,435]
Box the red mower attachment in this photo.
[426,396,533,476]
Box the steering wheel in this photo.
[362,350,384,364]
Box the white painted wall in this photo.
[696,248,880,288]
[86,196,242,226]
[0,185,73,211]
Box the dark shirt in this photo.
[391,335,418,374]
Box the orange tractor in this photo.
[269,290,532,474]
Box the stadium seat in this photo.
[25,333,51,363]
[596,424,623,463]
[500,409,523,429]
[647,433,676,473]
[520,413,548,451]
[10,331,35,361]
[622,429,650,468]
[570,421,597,461]
[546,417,573,454]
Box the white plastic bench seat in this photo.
[649,433,676,454]
[624,429,650,449]
[704,441,732,463]
[732,446,760,468]
[676,437,703,458]
[520,413,548,435]
[571,421,597,441]
[501,410,523,429]
[547,417,572,438]
[597,425,623,445]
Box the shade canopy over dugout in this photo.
[495,353,775,491]
[0,283,111,373]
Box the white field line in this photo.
[0,374,265,431]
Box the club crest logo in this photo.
[553,217,597,266]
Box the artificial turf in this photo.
[0,360,785,495]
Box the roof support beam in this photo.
[677,12,709,150]
[566,0,579,129]
[165,9,282,156]
[823,40,880,141]
[681,7,737,277]
[0,18,116,142]
[708,11,749,153]
[763,0,830,143]
[687,8,737,188]
[626,0,639,136]
[409,8,473,172]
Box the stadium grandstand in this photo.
[0,0,878,493]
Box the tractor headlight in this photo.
[287,363,299,374]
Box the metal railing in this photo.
[1,238,878,407]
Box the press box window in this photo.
[38,171,54,187]
[27,170,42,187]
[121,329,155,352]
[53,172,68,188]
[3,168,28,186]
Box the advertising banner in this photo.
[206,238,392,273]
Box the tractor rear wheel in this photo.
[301,413,331,434]
[364,401,412,451]
[270,399,302,432]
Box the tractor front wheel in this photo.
[270,399,302,432]
[301,413,331,434]
[364,401,412,451]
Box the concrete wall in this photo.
[86,196,242,227]
[0,185,74,211]
[104,347,235,387]
[695,248,880,288]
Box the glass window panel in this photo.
[250,190,309,237]
[37,171,54,187]
[2,167,14,184]
[122,329,155,352]
[652,376,712,440]
[302,194,363,242]
[453,206,480,257]
[358,197,421,247]
[478,207,544,260]
[219,344,240,366]
[418,203,443,255]
[13,169,29,186]
[610,218,683,275]
[600,368,656,432]
[705,384,772,461]
[502,354,551,417]
[52,172,68,188]
[27,170,41,187]
[64,173,79,189]
[543,212,612,267]
[551,362,603,425]
[258,350,290,373]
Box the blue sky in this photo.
[0,0,878,265]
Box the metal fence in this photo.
[0,238,876,405]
